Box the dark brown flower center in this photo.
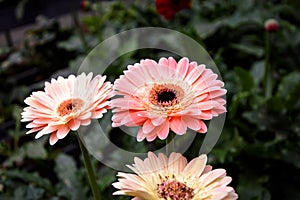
[57,98,84,117]
[157,90,177,104]
[149,84,184,107]
[157,180,194,200]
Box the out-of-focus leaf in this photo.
[234,67,255,92]
[231,43,264,58]
[54,154,86,200]
[3,148,26,167]
[57,35,83,51]
[265,96,284,111]
[237,174,271,200]
[210,149,227,163]
[251,61,265,85]
[98,167,116,192]
[25,142,47,160]
[277,71,300,109]
[3,170,53,190]
[229,91,250,119]
[58,34,97,52]
[25,185,45,200]
[68,55,86,73]
[15,0,29,20]
[14,187,26,200]
[281,150,300,169]
[215,10,262,28]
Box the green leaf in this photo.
[277,71,300,109]
[25,185,45,200]
[231,43,264,58]
[237,174,271,200]
[25,142,47,160]
[54,154,86,200]
[3,170,53,190]
[3,148,26,167]
[98,167,116,192]
[251,61,265,85]
[14,187,26,200]
[229,91,250,119]
[234,67,255,92]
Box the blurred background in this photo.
[1,0,300,199]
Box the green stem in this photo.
[14,115,21,151]
[77,134,102,200]
[70,0,89,53]
[263,32,272,98]
[166,132,175,155]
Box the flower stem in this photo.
[14,112,21,151]
[70,0,89,53]
[263,32,272,98]
[77,134,102,200]
[166,132,175,155]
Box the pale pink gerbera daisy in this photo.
[113,152,238,200]
[111,57,226,141]
[21,72,113,145]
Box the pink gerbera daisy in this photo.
[113,152,238,200]
[21,72,113,145]
[111,57,226,142]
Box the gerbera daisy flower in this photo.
[113,152,238,200]
[111,57,226,142]
[155,0,191,20]
[21,72,113,145]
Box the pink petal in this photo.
[197,120,207,133]
[185,64,205,84]
[145,131,158,142]
[182,116,201,131]
[170,117,187,135]
[137,128,146,142]
[69,119,81,130]
[81,119,91,126]
[35,125,58,139]
[49,132,59,145]
[151,116,165,126]
[142,119,155,134]
[157,121,170,140]
[176,57,189,79]
[183,154,207,177]
[56,126,70,139]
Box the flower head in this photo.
[111,57,226,142]
[113,152,238,200]
[80,0,91,12]
[21,72,113,145]
[155,0,191,20]
[264,18,279,32]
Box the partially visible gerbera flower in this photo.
[155,0,191,20]
[21,72,113,145]
[113,152,238,200]
[111,57,226,142]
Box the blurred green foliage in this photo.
[1,0,300,199]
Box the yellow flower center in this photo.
[157,179,194,200]
[57,98,84,117]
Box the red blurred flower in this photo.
[264,19,279,32]
[80,0,91,12]
[155,0,191,20]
